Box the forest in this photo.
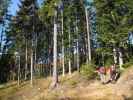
[0,0,133,100]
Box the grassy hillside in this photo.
[0,66,133,100]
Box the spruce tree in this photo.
[94,0,133,68]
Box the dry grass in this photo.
[0,67,133,100]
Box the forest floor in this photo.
[0,66,133,100]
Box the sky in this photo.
[9,0,20,16]
[9,0,43,16]
[9,0,93,16]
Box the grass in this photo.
[0,72,110,100]
[0,83,19,99]
[0,82,16,90]
[0,80,32,99]
[0,67,133,100]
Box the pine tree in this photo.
[94,0,133,68]
[0,0,10,23]
[39,0,60,88]
[8,0,39,86]
[0,0,11,52]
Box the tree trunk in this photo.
[118,48,123,69]
[113,48,117,64]
[68,25,71,75]
[76,17,80,72]
[85,7,91,62]
[34,33,37,74]
[0,28,4,52]
[85,34,89,64]
[30,50,33,86]
[17,56,20,86]
[51,8,58,88]
[76,41,79,72]
[61,10,65,77]
[25,40,28,80]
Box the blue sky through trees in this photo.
[9,0,20,15]
[9,0,43,15]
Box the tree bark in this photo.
[113,48,117,64]
[76,41,79,72]
[51,8,58,88]
[30,50,33,86]
[34,33,37,74]
[61,10,65,77]
[118,48,123,69]
[25,40,28,80]
[0,22,5,53]
[17,56,20,86]
[68,25,71,75]
[85,7,91,62]
[76,17,80,72]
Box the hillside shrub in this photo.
[80,63,96,80]
[104,56,113,67]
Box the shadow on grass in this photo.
[0,80,30,99]
[0,82,17,90]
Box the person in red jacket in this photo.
[95,66,106,84]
